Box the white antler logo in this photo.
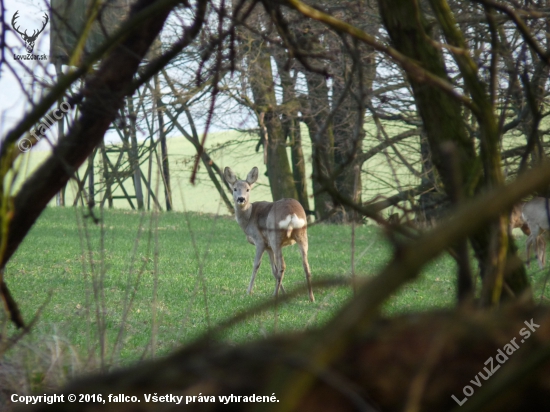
[12,11,49,54]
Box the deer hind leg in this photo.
[537,234,547,268]
[273,247,286,298]
[248,245,265,295]
[526,235,535,267]
[525,225,541,268]
[297,236,315,302]
[267,248,285,295]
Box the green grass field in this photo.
[3,205,550,391]
[3,207,457,361]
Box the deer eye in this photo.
[233,188,237,191]
[247,189,250,192]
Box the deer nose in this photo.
[237,197,245,203]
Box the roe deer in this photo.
[520,197,550,268]
[224,166,315,301]
[510,203,530,236]
[510,202,544,267]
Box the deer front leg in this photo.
[248,245,265,295]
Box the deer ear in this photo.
[246,167,259,185]
[224,167,237,185]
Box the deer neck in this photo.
[234,202,253,231]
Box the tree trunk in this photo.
[331,71,365,223]
[290,126,310,212]
[155,76,172,211]
[128,97,144,210]
[88,150,95,207]
[417,131,448,225]
[272,53,311,212]
[100,143,113,209]
[301,68,334,221]
[247,37,296,201]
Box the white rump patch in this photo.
[279,214,306,237]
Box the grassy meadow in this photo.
[4,205,549,370]
[2,206,466,373]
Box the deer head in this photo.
[224,166,258,209]
[12,11,49,54]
